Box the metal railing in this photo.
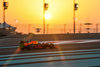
[9,23,100,34]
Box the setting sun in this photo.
[45,13,51,19]
[0,0,100,34]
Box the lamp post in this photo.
[96,23,99,33]
[47,24,49,34]
[73,0,78,34]
[43,0,48,34]
[64,24,66,33]
[43,0,45,34]
[3,0,8,30]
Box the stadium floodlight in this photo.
[73,0,79,34]
[3,2,8,10]
[75,3,78,11]
[44,3,49,10]
[3,1,8,31]
[43,0,49,34]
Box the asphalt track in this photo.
[0,38,100,67]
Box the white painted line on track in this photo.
[0,48,100,57]
[0,53,100,65]
[0,51,100,60]
[0,46,18,49]
[6,59,100,67]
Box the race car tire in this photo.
[20,47,24,50]
[42,45,46,49]
[49,44,55,49]
[20,44,24,50]
[50,46,55,49]
[27,45,34,50]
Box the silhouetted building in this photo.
[0,22,16,35]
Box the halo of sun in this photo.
[45,13,51,19]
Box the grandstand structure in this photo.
[0,22,16,35]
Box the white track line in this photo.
[0,48,100,57]
[0,51,100,65]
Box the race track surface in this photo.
[0,38,100,67]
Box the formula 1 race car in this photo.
[19,40,57,50]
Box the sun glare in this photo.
[45,13,51,19]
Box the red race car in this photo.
[19,41,57,50]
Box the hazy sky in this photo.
[0,0,100,33]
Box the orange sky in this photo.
[0,0,100,33]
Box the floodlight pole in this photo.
[3,0,6,30]
[73,0,75,34]
[96,23,99,33]
[47,24,49,34]
[43,0,45,34]
[3,1,8,31]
